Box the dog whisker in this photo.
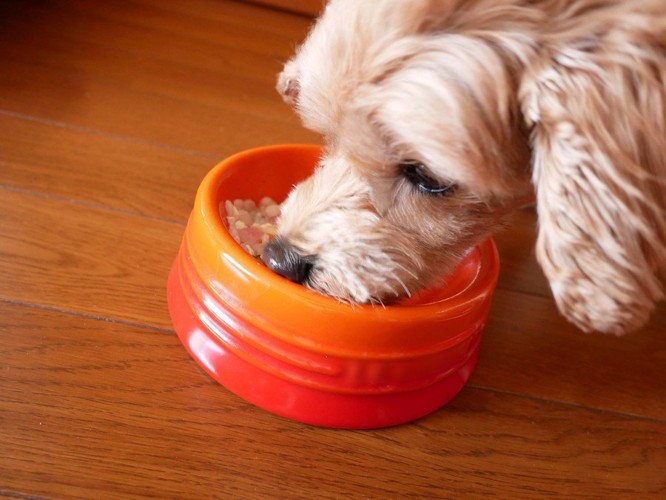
[391,273,413,299]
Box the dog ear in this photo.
[277,60,300,106]
[519,48,666,334]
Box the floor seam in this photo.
[0,297,176,335]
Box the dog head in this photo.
[268,0,666,333]
[268,0,533,304]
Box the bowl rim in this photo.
[197,143,500,323]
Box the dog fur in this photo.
[272,0,666,335]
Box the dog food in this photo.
[222,197,280,258]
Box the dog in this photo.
[263,0,666,335]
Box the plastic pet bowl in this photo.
[167,144,500,429]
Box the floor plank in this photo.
[248,0,323,17]
[0,57,315,155]
[476,290,666,420]
[493,207,552,297]
[0,114,213,221]
[2,303,664,498]
[0,189,181,331]
[0,0,302,120]
[0,0,318,155]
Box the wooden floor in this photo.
[1,1,664,497]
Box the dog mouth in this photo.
[261,236,419,305]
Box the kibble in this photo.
[222,197,280,258]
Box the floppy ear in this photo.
[519,45,666,335]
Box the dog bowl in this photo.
[167,144,500,429]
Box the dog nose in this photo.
[262,238,313,284]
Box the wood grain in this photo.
[0,0,318,154]
[2,303,664,499]
[0,114,213,221]
[477,290,666,420]
[0,189,181,330]
[247,0,324,16]
[1,0,664,497]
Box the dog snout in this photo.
[262,238,313,284]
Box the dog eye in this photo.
[400,161,455,196]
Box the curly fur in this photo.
[275,0,666,334]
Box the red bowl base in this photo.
[167,261,480,429]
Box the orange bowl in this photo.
[167,144,500,428]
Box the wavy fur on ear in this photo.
[520,10,666,334]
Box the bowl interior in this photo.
[215,144,320,205]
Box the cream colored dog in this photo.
[264,0,666,335]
